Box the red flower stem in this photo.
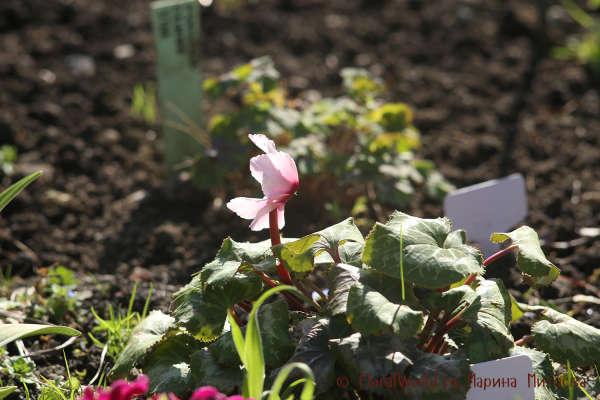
[417,310,441,350]
[256,270,308,313]
[230,307,244,327]
[515,334,534,346]
[464,244,520,286]
[236,301,252,314]
[437,341,449,355]
[424,305,470,353]
[269,210,293,286]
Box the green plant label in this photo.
[150,0,204,175]
[444,173,527,257]
[466,355,534,400]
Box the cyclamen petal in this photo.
[249,134,277,154]
[227,194,291,231]
[228,134,298,231]
[250,152,299,198]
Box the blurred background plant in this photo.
[551,0,600,75]
[187,56,453,226]
[131,82,157,126]
[0,145,17,179]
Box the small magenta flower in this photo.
[80,375,149,400]
[227,134,299,231]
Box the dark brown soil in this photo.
[1,0,600,397]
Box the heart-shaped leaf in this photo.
[173,274,263,341]
[111,311,178,378]
[201,238,277,286]
[271,218,365,277]
[190,348,243,395]
[209,300,291,367]
[532,308,600,367]
[420,286,477,315]
[329,333,471,400]
[271,317,351,395]
[346,283,423,338]
[362,212,484,289]
[143,333,204,396]
[402,348,471,400]
[325,264,421,317]
[445,279,514,363]
[491,226,560,289]
[508,346,558,400]
[329,333,414,397]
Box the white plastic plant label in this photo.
[466,355,535,400]
[150,0,204,175]
[444,173,527,257]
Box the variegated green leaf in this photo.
[201,238,277,286]
[143,333,204,396]
[173,274,263,341]
[110,311,178,379]
[346,282,423,338]
[508,346,558,400]
[532,308,600,367]
[190,348,243,395]
[362,212,483,289]
[272,218,365,277]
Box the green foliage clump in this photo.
[193,57,453,214]
[109,211,600,399]
[552,0,600,75]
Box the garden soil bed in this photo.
[1,0,600,397]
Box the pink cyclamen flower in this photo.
[189,387,227,400]
[80,375,149,400]
[227,134,299,231]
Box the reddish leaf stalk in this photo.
[269,210,293,286]
[424,305,470,353]
[417,311,441,350]
[464,244,520,286]
[236,301,252,314]
[437,341,449,355]
[515,334,534,346]
[230,307,244,327]
[256,270,308,313]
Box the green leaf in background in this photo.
[201,237,276,286]
[491,226,560,289]
[173,274,263,341]
[0,387,17,400]
[272,218,365,277]
[329,333,414,397]
[190,348,244,395]
[0,171,42,215]
[362,212,484,289]
[110,311,177,378]
[446,278,514,364]
[209,300,291,367]
[508,346,558,400]
[0,323,80,348]
[346,283,423,338]
[532,308,600,367]
[143,333,204,396]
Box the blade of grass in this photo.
[0,171,42,214]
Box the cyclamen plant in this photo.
[112,138,600,400]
